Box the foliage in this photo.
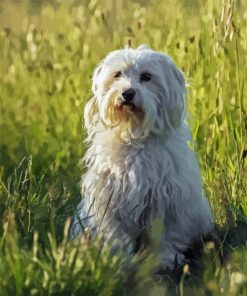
[0,0,246,295]
[0,158,124,295]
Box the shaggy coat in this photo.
[71,45,213,268]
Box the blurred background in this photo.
[0,0,246,218]
[0,0,246,294]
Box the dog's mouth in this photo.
[111,97,145,125]
[116,103,145,125]
[117,102,143,114]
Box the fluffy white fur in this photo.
[71,45,213,268]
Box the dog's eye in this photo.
[114,71,122,78]
[140,72,152,82]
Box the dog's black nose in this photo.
[122,89,136,103]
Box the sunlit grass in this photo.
[0,0,246,294]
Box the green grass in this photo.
[0,0,246,295]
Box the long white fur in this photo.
[71,45,213,268]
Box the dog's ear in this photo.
[84,97,99,130]
[165,60,187,128]
[92,63,103,95]
[83,62,103,130]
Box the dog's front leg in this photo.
[159,240,186,270]
[158,219,189,269]
[70,201,136,256]
[70,199,98,240]
[99,215,141,257]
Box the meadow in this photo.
[0,0,246,295]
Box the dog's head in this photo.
[84,45,186,141]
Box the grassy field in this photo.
[0,0,247,294]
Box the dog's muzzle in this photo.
[120,88,136,109]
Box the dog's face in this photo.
[85,45,186,140]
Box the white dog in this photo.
[71,45,213,269]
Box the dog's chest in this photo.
[82,141,175,226]
[92,141,164,186]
